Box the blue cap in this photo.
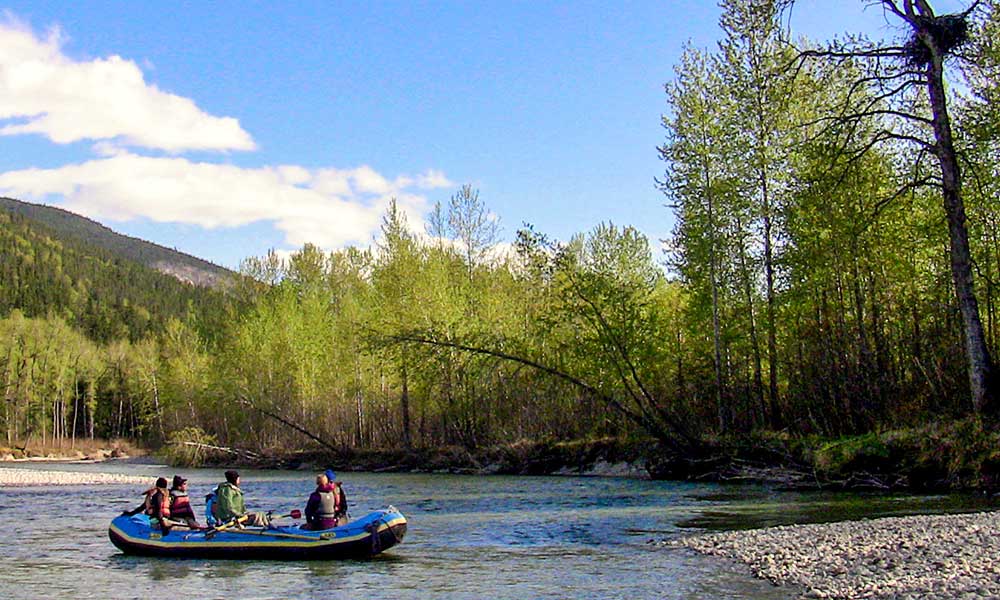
[325,469,336,482]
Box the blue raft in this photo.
[108,507,407,560]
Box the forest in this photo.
[2,1,1000,483]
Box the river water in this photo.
[0,461,992,599]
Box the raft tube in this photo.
[108,507,406,560]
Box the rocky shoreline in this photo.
[0,466,148,487]
[673,510,1000,599]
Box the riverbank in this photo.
[674,510,1000,599]
[172,436,653,479]
[0,439,141,462]
[177,418,1000,493]
[68,417,1000,494]
[0,466,149,487]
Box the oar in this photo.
[224,528,321,542]
[204,510,301,539]
[204,514,249,539]
[269,509,302,521]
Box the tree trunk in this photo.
[703,167,727,432]
[920,20,996,414]
[736,218,765,428]
[354,357,365,448]
[400,354,412,448]
[152,371,164,440]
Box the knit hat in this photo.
[324,469,336,482]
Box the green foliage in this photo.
[3,1,1000,488]
[813,433,890,475]
[0,201,229,344]
[163,427,219,467]
[0,197,231,287]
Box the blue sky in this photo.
[0,1,970,269]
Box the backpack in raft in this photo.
[205,490,220,527]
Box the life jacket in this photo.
[316,484,339,519]
[144,487,170,518]
[170,490,194,519]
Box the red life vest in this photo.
[170,490,195,519]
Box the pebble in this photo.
[0,467,149,487]
[672,511,1000,599]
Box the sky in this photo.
[0,0,972,269]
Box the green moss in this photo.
[813,433,890,475]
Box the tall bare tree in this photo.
[793,0,995,414]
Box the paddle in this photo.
[269,509,302,521]
[204,514,249,539]
[204,510,301,539]
[224,528,319,542]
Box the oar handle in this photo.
[205,514,249,539]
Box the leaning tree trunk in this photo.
[918,12,996,414]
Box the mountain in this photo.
[0,197,231,343]
[0,197,233,289]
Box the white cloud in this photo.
[415,170,452,189]
[0,14,459,254]
[0,152,453,250]
[0,17,254,152]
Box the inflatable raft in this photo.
[108,507,406,560]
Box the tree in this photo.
[661,45,736,432]
[372,199,422,448]
[794,0,996,414]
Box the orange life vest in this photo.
[144,487,170,518]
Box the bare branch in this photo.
[388,330,696,450]
[913,0,935,18]
[237,393,339,451]
[960,0,982,19]
[880,0,909,21]
[871,175,937,220]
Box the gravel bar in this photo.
[675,511,1000,599]
[0,467,149,487]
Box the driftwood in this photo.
[168,440,262,460]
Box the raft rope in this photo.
[367,507,403,554]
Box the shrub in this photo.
[163,427,219,467]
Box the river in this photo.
[0,461,992,599]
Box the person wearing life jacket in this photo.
[325,468,349,526]
[214,470,269,527]
[122,477,166,517]
[144,477,172,531]
[304,473,339,530]
[168,475,202,529]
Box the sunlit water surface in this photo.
[0,461,992,599]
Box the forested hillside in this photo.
[0,207,228,343]
[3,1,1000,487]
[0,198,232,289]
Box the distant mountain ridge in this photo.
[0,197,234,289]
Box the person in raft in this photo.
[167,475,202,529]
[325,468,349,525]
[122,476,169,519]
[303,473,340,530]
[214,470,270,527]
[144,477,172,531]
